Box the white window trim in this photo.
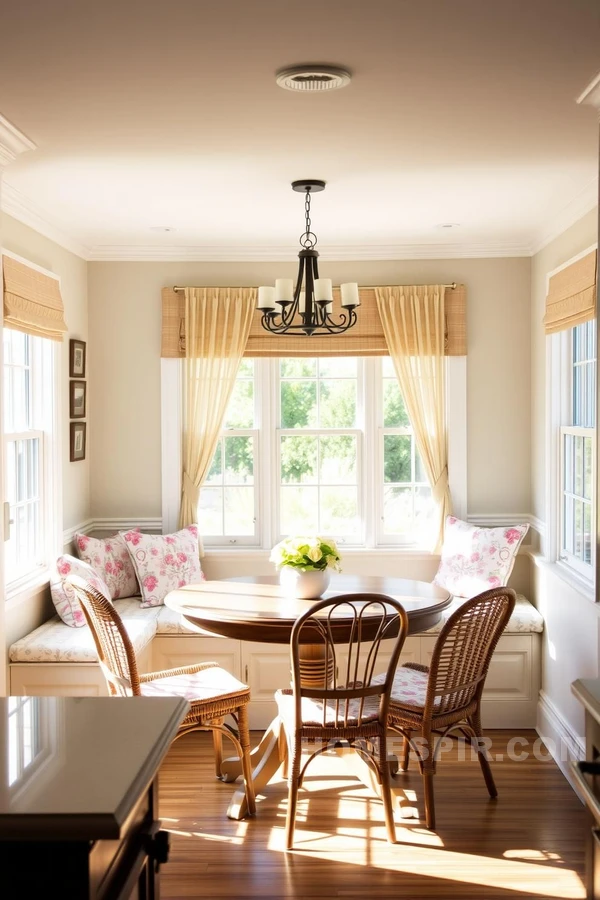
[2,249,63,603]
[161,355,467,552]
[544,242,597,594]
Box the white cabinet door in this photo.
[152,636,241,679]
[241,642,292,730]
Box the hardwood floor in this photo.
[158,730,587,899]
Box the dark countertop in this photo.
[0,696,188,841]
[572,679,600,724]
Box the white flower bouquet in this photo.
[269,536,342,573]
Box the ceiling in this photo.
[0,0,599,260]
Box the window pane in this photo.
[224,487,255,535]
[584,436,593,501]
[584,502,592,565]
[199,487,223,535]
[224,379,254,429]
[280,486,319,533]
[383,486,413,535]
[319,379,356,428]
[320,435,356,483]
[574,436,584,497]
[320,487,358,535]
[224,436,254,484]
[383,380,410,428]
[206,441,222,484]
[382,357,395,377]
[280,359,316,378]
[384,435,412,483]
[318,358,357,377]
[281,381,317,428]
[280,435,318,484]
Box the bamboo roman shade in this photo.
[543,249,597,335]
[161,284,466,358]
[2,255,68,341]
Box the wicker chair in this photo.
[275,593,409,848]
[67,575,256,817]
[377,586,516,831]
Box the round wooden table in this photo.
[164,574,451,819]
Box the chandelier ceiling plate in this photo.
[291,179,326,193]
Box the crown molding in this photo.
[86,240,533,262]
[530,176,598,256]
[1,181,91,259]
[0,114,36,168]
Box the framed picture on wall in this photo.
[69,380,86,418]
[70,422,86,462]
[69,339,86,377]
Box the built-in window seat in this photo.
[9,594,542,729]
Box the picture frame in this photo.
[70,422,86,462]
[69,339,86,377]
[69,380,86,419]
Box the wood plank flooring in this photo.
[158,730,587,899]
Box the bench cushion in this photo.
[425,593,543,634]
[9,598,160,663]
[155,604,201,634]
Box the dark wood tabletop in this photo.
[164,574,451,644]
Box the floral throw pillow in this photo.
[120,525,205,608]
[74,532,140,600]
[433,516,529,599]
[50,555,112,628]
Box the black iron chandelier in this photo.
[258,180,360,336]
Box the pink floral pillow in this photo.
[433,516,529,599]
[74,532,140,600]
[120,525,205,608]
[50,555,112,627]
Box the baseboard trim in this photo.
[537,690,585,795]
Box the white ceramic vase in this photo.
[279,566,330,600]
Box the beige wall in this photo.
[529,206,598,741]
[1,213,91,532]
[88,256,531,519]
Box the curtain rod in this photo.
[172,282,457,293]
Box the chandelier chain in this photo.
[299,188,317,249]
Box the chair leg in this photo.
[212,719,223,779]
[379,731,396,843]
[420,730,436,830]
[237,704,256,817]
[469,710,497,799]
[285,731,302,850]
[400,729,411,771]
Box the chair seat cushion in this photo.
[426,593,543,634]
[372,665,435,711]
[275,688,380,728]
[141,665,249,704]
[9,598,159,663]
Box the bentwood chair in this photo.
[374,586,516,830]
[67,575,256,817]
[275,593,409,848]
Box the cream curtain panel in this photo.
[162,285,467,358]
[2,254,68,341]
[179,288,255,539]
[543,249,597,335]
[375,285,451,551]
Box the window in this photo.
[200,359,258,543]
[3,328,58,588]
[196,357,441,548]
[559,320,596,576]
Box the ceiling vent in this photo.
[276,66,351,92]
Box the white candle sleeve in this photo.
[341,282,360,307]
[299,291,306,313]
[314,278,333,303]
[275,278,294,304]
[257,286,276,310]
